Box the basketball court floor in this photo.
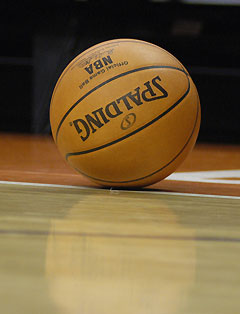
[0,133,239,313]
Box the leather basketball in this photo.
[50,39,201,187]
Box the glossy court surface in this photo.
[0,134,240,314]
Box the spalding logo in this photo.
[71,75,168,141]
[121,113,136,130]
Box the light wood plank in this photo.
[0,184,239,314]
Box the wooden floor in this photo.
[0,133,240,314]
[0,133,240,195]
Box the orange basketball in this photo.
[50,39,201,187]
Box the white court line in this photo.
[0,180,90,190]
[167,170,240,185]
[0,180,239,200]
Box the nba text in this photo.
[84,55,113,74]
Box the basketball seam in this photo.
[72,92,200,184]
[55,65,188,142]
[65,72,190,158]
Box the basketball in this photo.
[50,39,201,187]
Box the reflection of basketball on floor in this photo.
[45,192,196,314]
[50,39,201,187]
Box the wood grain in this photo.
[0,184,239,314]
[0,133,240,195]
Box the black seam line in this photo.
[65,71,190,161]
[55,65,188,142]
[71,86,199,184]
[0,229,239,243]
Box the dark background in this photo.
[1,0,240,143]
